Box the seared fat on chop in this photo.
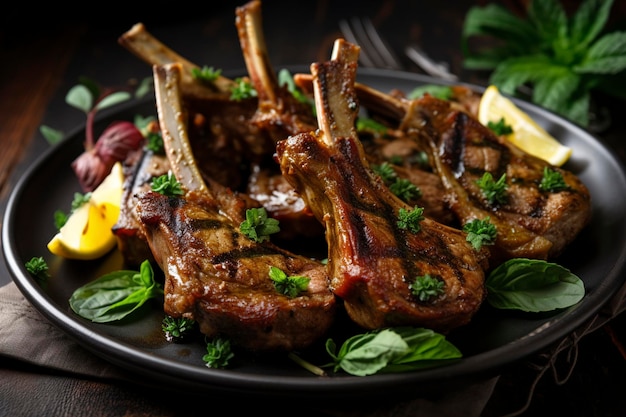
[135,63,336,352]
[276,40,488,332]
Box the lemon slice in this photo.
[478,85,572,166]
[47,162,124,260]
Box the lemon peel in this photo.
[47,162,124,260]
[478,85,572,167]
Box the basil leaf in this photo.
[326,327,462,376]
[69,260,163,323]
[486,258,585,312]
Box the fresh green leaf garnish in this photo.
[54,210,68,230]
[239,207,280,243]
[151,171,184,196]
[389,178,422,202]
[539,166,569,192]
[356,117,389,135]
[71,192,91,211]
[475,172,508,205]
[269,266,310,298]
[203,336,234,368]
[324,327,462,376]
[162,316,196,342]
[24,257,50,282]
[191,66,222,84]
[486,258,585,312]
[278,68,316,115]
[69,260,164,323]
[145,131,164,154]
[65,84,93,113]
[373,163,421,201]
[134,77,154,98]
[407,84,454,100]
[487,117,514,135]
[462,0,626,126]
[463,217,497,250]
[133,114,156,135]
[372,162,397,184]
[95,91,132,112]
[409,275,445,302]
[397,206,425,233]
[39,125,64,145]
[52,192,91,230]
[230,77,258,101]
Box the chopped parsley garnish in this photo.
[475,172,508,205]
[487,117,513,136]
[278,68,316,115]
[389,178,422,202]
[54,192,91,230]
[24,256,50,282]
[409,274,445,302]
[162,316,196,343]
[269,266,310,298]
[397,206,425,234]
[145,131,164,154]
[372,162,397,184]
[539,167,569,192]
[230,77,258,101]
[151,171,184,197]
[191,65,222,84]
[203,336,234,369]
[407,84,453,100]
[239,207,280,243]
[356,117,389,135]
[463,217,497,250]
[372,162,421,202]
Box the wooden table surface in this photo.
[2,1,626,416]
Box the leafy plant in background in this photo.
[462,0,626,128]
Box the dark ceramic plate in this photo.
[4,68,626,403]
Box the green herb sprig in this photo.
[324,327,462,376]
[203,336,234,369]
[230,77,258,101]
[24,257,50,282]
[486,258,585,312]
[269,266,310,298]
[239,207,280,243]
[475,172,508,205]
[69,260,164,323]
[409,275,445,302]
[162,316,196,343]
[397,206,425,233]
[151,171,184,197]
[540,166,569,192]
[463,217,497,250]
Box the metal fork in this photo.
[338,17,458,81]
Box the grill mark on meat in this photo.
[277,41,487,331]
[138,61,336,352]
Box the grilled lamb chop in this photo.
[135,63,336,351]
[235,0,322,239]
[294,73,591,261]
[400,95,591,262]
[276,40,487,332]
[119,22,275,185]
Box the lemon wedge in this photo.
[47,162,124,260]
[478,85,572,167]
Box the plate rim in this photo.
[4,67,626,400]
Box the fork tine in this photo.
[361,18,404,70]
[339,17,401,69]
[338,18,378,68]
